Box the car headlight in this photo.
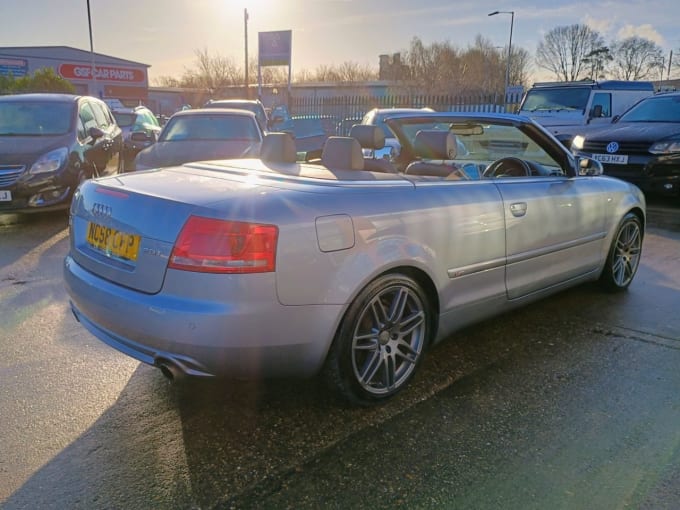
[29,147,69,174]
[571,135,585,151]
[649,139,680,155]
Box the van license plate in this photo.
[86,222,140,261]
[0,190,11,201]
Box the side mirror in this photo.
[131,131,154,143]
[88,126,105,141]
[578,157,603,176]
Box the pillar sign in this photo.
[258,30,292,66]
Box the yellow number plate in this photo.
[86,222,141,261]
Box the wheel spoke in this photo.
[358,350,382,385]
[370,299,389,328]
[398,310,425,336]
[387,288,409,323]
[383,356,395,390]
[395,340,419,364]
[354,333,379,350]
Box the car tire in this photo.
[599,212,643,292]
[323,273,431,406]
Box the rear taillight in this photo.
[169,216,278,273]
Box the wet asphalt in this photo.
[0,198,679,509]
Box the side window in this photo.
[76,116,87,141]
[591,93,611,118]
[79,103,98,135]
[90,101,111,128]
[145,111,160,127]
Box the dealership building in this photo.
[0,46,149,104]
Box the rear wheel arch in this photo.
[322,266,439,406]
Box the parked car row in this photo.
[2,89,678,216]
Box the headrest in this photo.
[414,130,457,160]
[349,124,385,150]
[321,137,365,170]
[260,132,297,163]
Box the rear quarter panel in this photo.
[263,180,506,310]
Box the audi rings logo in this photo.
[92,203,112,218]
[606,141,619,154]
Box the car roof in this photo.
[642,90,680,98]
[369,107,434,115]
[170,108,257,118]
[206,99,262,106]
[0,93,81,103]
[112,105,152,113]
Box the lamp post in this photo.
[86,0,96,96]
[244,8,249,98]
[488,10,514,101]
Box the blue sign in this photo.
[259,30,292,67]
[0,58,28,77]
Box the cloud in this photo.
[616,24,665,46]
[583,14,613,37]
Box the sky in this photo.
[1,0,679,83]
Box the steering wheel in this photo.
[482,157,532,178]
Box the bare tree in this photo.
[509,46,531,88]
[404,37,467,94]
[536,24,606,81]
[582,46,613,79]
[610,37,664,80]
[336,61,377,82]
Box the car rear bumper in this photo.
[64,255,345,379]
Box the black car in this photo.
[287,114,339,154]
[203,99,270,132]
[571,91,680,197]
[111,105,161,170]
[0,93,123,212]
[132,108,262,171]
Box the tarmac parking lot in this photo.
[1,196,679,509]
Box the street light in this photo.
[244,8,249,98]
[86,0,96,96]
[488,10,514,101]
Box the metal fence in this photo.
[289,92,524,130]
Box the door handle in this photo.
[509,202,527,217]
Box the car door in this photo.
[496,171,606,300]
[80,100,122,177]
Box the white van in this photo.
[519,80,655,145]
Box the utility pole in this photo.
[86,0,96,96]
[244,8,249,98]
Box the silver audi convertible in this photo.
[64,112,645,405]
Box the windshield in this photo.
[0,101,73,135]
[291,117,337,138]
[206,101,267,127]
[618,95,680,123]
[390,118,561,169]
[112,112,136,127]
[159,114,261,142]
[520,87,591,113]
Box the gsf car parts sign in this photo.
[58,64,145,83]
